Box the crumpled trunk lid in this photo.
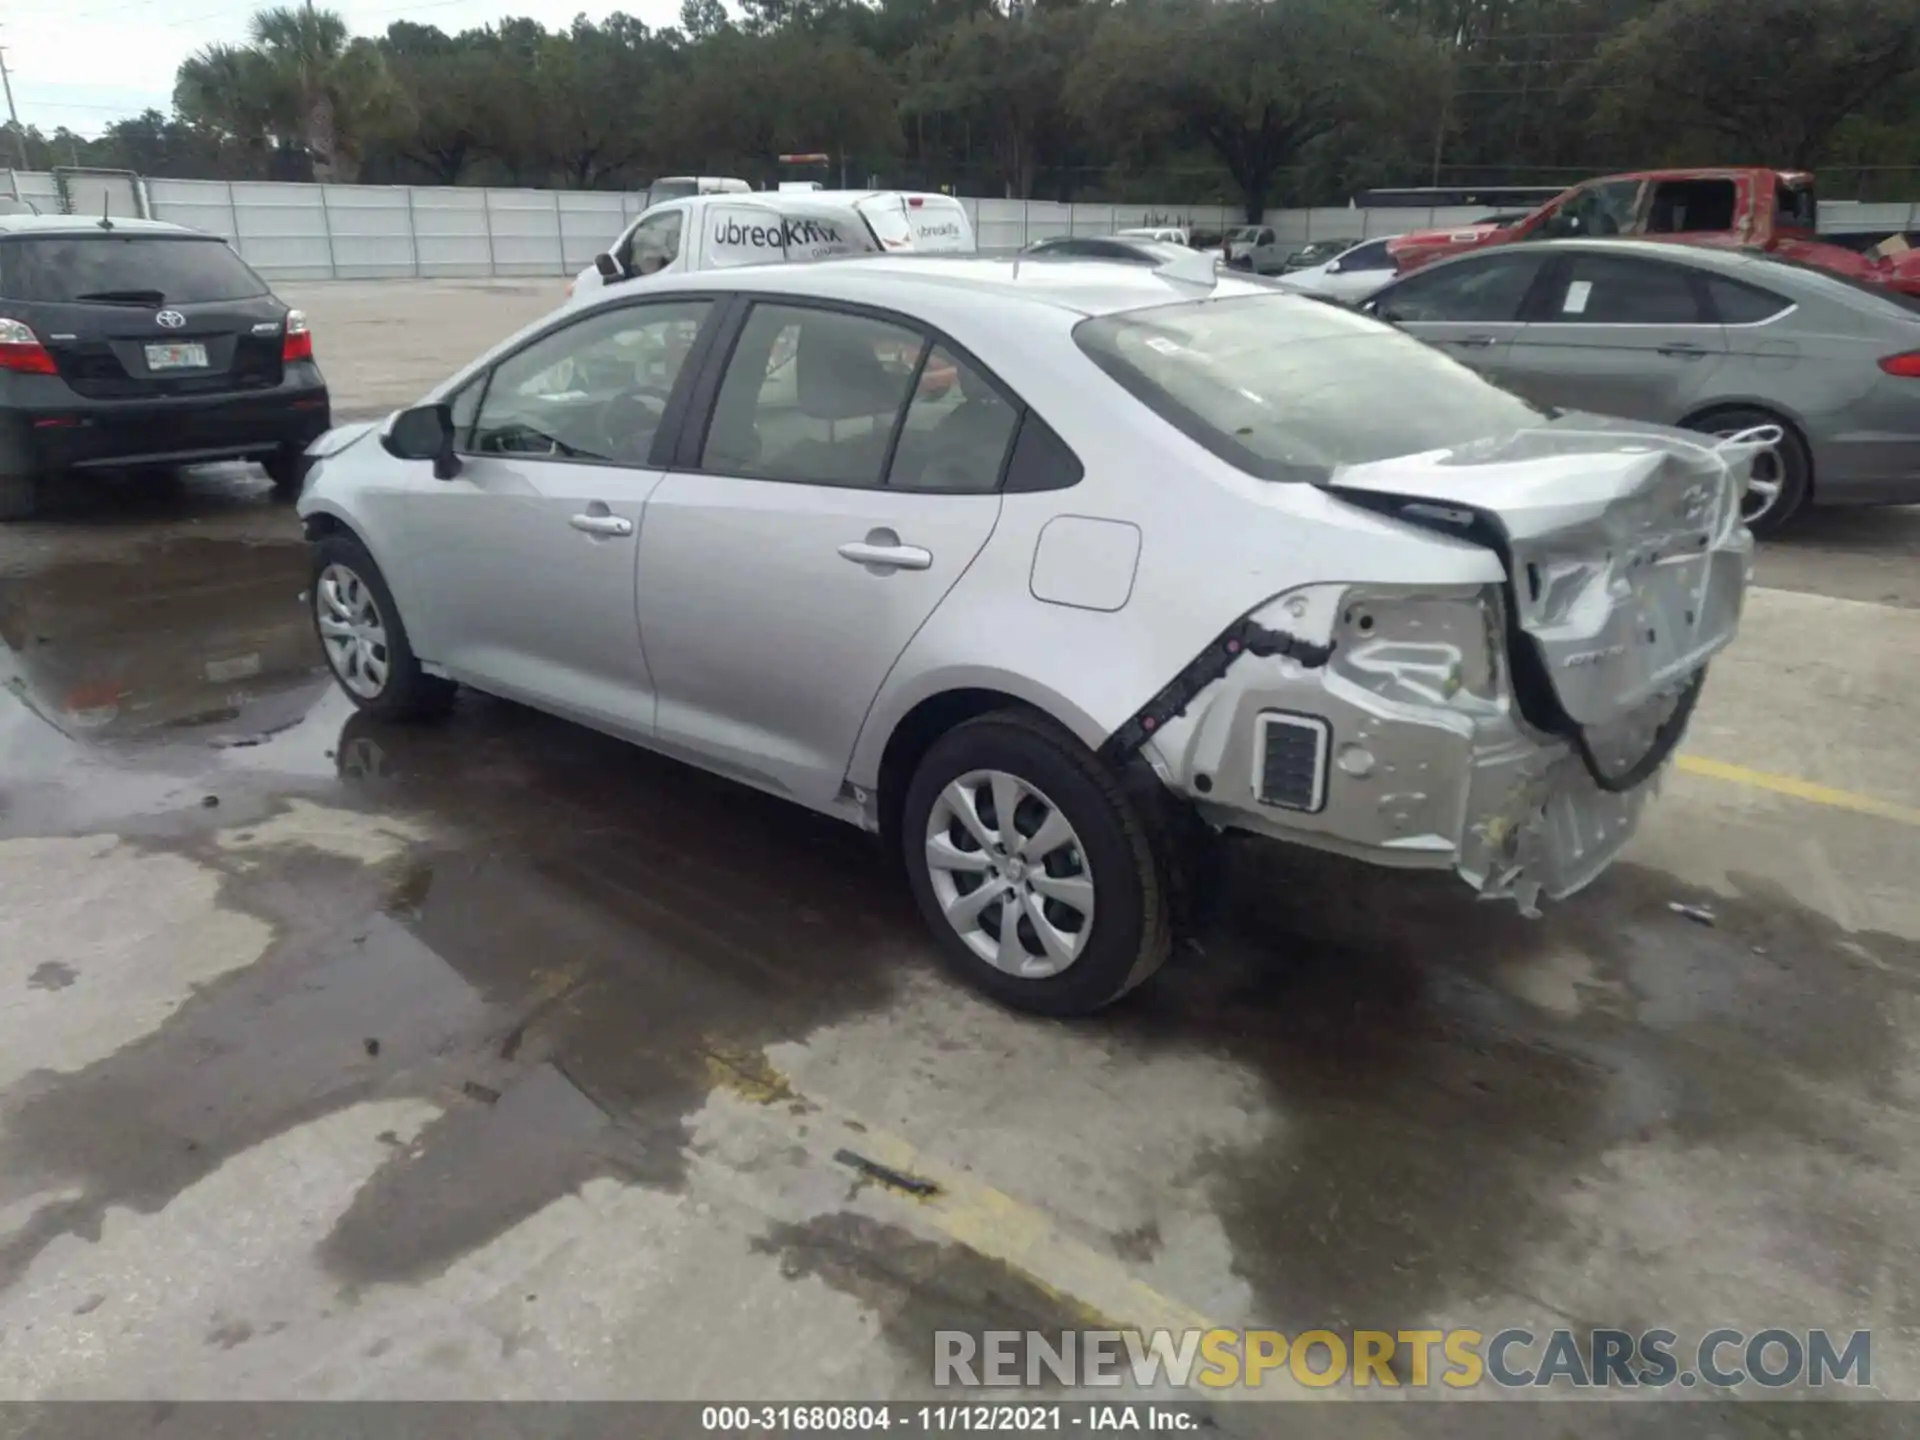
[1326,415,1755,732]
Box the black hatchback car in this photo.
[0,215,329,520]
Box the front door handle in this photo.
[1657,342,1708,358]
[1454,334,1497,349]
[569,512,634,537]
[838,537,932,572]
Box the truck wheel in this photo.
[901,709,1173,1016]
[309,534,457,721]
[0,473,39,522]
[1686,406,1810,537]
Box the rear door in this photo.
[1505,251,1727,421]
[636,297,1015,811]
[1365,249,1552,382]
[0,232,285,401]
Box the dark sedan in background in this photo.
[1363,238,1920,533]
[0,215,330,521]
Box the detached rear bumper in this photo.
[0,368,330,478]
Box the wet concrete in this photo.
[1,298,1918,1406]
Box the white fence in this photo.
[6,170,1917,281]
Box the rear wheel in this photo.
[901,709,1172,1016]
[309,534,457,721]
[0,473,39,522]
[265,447,308,500]
[1685,406,1810,537]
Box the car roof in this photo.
[592,254,1288,320]
[1408,236,1772,278]
[0,214,203,237]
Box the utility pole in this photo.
[0,38,28,171]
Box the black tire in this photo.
[1683,405,1810,538]
[0,473,39,522]
[308,533,457,722]
[265,447,308,500]
[901,708,1173,1017]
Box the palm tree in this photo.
[175,6,391,181]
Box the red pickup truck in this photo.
[1386,169,1920,296]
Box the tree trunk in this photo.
[305,89,338,182]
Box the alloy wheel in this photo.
[315,563,391,699]
[1717,426,1785,527]
[924,769,1096,978]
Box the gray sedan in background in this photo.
[1362,238,1920,533]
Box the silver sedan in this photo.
[298,257,1758,1014]
[1362,237,1920,534]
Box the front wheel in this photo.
[309,534,457,721]
[901,710,1172,1016]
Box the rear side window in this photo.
[1706,275,1792,324]
[1548,254,1706,324]
[0,235,268,304]
[1647,179,1738,234]
[1337,240,1396,272]
[1075,293,1549,484]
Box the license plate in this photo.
[145,341,208,371]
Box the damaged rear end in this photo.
[1076,291,1756,912]
[1133,421,1756,913]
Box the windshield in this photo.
[1074,294,1549,483]
[0,234,268,304]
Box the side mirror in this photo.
[594,252,623,281]
[383,403,461,481]
[1325,260,1343,274]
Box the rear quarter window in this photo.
[1074,293,1548,484]
[0,234,269,304]
[1706,275,1792,324]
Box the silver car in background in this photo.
[298,257,1757,1015]
[1362,238,1920,533]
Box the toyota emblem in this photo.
[156,310,186,329]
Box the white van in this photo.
[643,176,752,206]
[569,190,976,301]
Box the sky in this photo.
[1,0,684,140]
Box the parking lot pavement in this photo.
[1,284,1918,1419]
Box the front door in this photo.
[1368,250,1552,385]
[637,299,1018,810]
[404,296,715,737]
[1504,251,1727,421]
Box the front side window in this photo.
[624,210,683,276]
[1370,253,1547,324]
[1533,180,1643,241]
[0,235,268,304]
[470,299,710,464]
[1075,293,1549,484]
[1548,254,1706,324]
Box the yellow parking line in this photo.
[1676,755,1920,828]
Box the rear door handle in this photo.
[1658,342,1709,358]
[569,512,634,537]
[838,540,932,571]
[1454,334,1497,349]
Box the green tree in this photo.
[175,6,392,180]
[1071,0,1442,219]
[1592,0,1920,168]
[904,5,1094,198]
